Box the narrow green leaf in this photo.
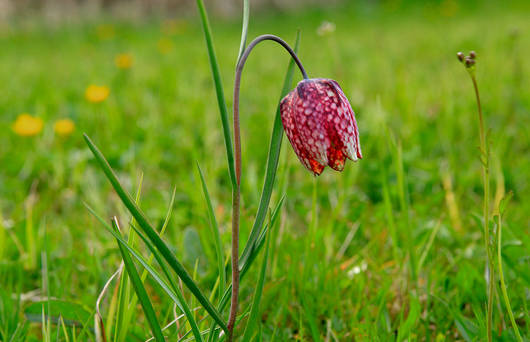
[397,295,420,340]
[83,134,228,334]
[117,228,204,342]
[111,218,165,342]
[240,197,284,280]
[495,201,523,342]
[239,30,301,271]
[118,183,174,342]
[242,214,271,341]
[208,30,299,342]
[206,197,284,342]
[498,190,513,215]
[87,206,203,342]
[381,168,399,261]
[299,295,320,342]
[197,163,225,300]
[236,0,250,64]
[196,0,237,188]
[24,300,90,327]
[417,218,442,274]
[139,186,176,284]
[116,175,143,342]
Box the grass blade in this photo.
[87,205,203,341]
[239,30,301,270]
[115,175,143,342]
[236,0,250,64]
[396,295,420,340]
[206,197,284,342]
[127,224,204,342]
[111,218,165,342]
[197,163,225,300]
[196,0,237,188]
[242,214,271,341]
[83,134,228,334]
[495,193,523,342]
[95,263,122,342]
[138,185,176,285]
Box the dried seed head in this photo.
[280,78,362,175]
[465,57,475,68]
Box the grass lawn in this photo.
[0,0,529,340]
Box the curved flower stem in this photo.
[227,34,308,340]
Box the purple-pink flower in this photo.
[280,78,362,175]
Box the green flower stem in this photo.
[468,70,493,342]
[228,34,308,341]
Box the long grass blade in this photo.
[111,218,165,342]
[131,185,175,312]
[196,0,237,188]
[132,227,204,341]
[87,206,203,341]
[197,163,225,300]
[239,30,301,270]
[206,197,284,342]
[495,193,523,342]
[236,0,250,64]
[83,134,228,334]
[139,186,176,284]
[115,175,143,342]
[242,214,271,341]
[95,263,123,342]
[117,227,203,342]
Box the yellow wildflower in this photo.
[115,53,133,69]
[85,85,110,103]
[12,114,43,137]
[54,119,75,137]
[157,38,174,54]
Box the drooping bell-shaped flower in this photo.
[280,78,362,175]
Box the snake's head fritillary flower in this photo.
[280,78,362,175]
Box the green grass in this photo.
[1,0,529,340]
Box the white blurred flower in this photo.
[317,21,336,36]
[347,261,367,279]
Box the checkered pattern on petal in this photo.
[280,78,362,175]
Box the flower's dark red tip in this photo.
[280,78,362,175]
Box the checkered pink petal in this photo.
[280,78,362,175]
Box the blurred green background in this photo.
[0,0,529,340]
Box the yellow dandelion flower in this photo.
[157,38,174,54]
[85,85,110,103]
[12,113,43,137]
[115,53,133,69]
[54,119,75,137]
